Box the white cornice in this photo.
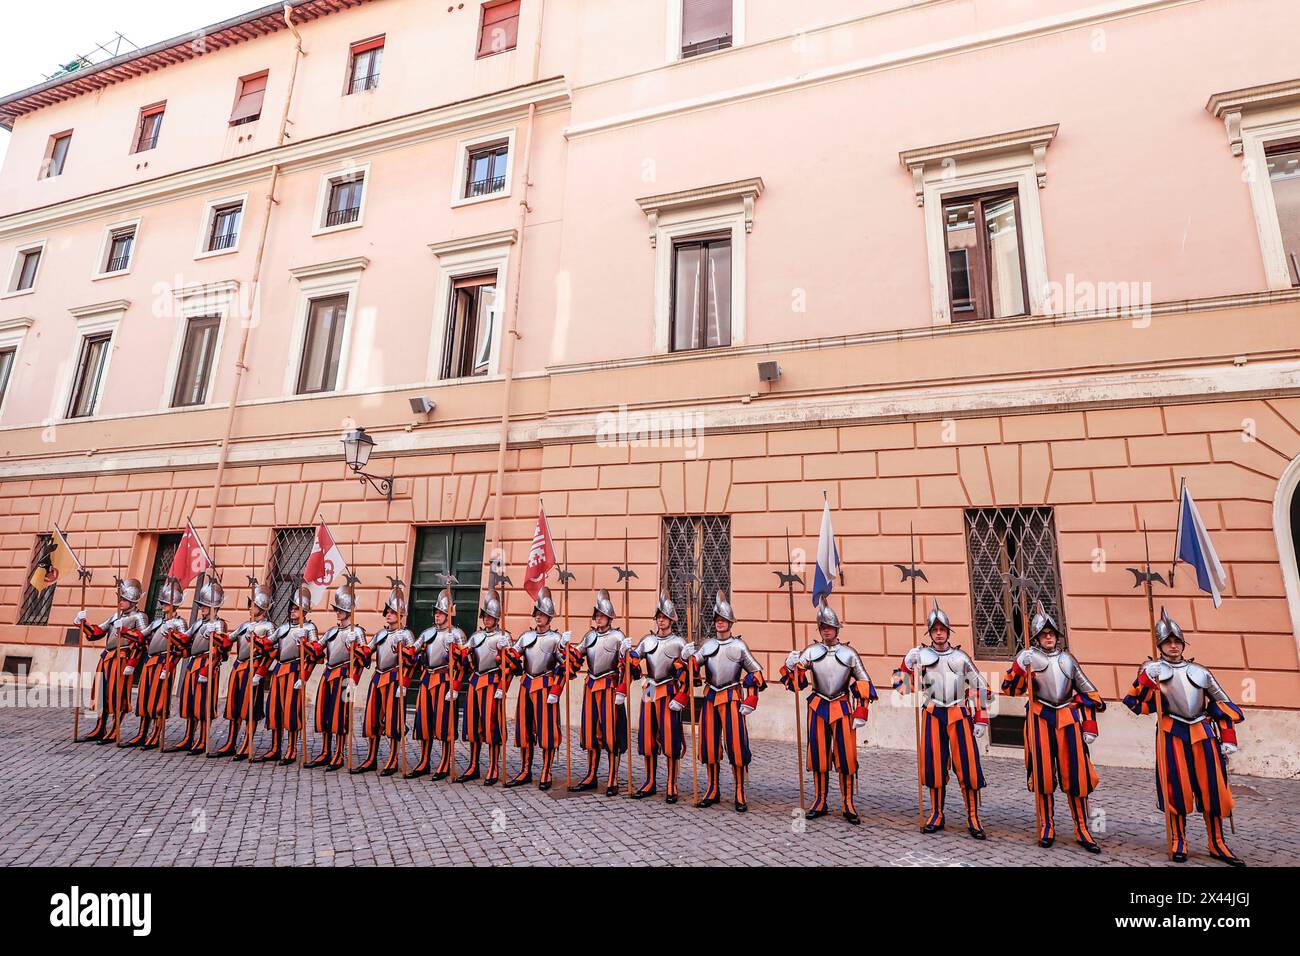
[1206,77,1300,155]
[427,229,518,258]
[173,279,240,301]
[636,178,764,246]
[0,77,571,241]
[899,125,1058,204]
[288,256,370,281]
[0,316,34,334]
[68,299,131,320]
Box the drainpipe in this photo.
[203,4,304,547]
[488,0,546,560]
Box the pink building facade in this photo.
[1,0,1298,774]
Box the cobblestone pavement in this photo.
[2,706,1297,867]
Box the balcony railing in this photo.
[467,175,506,198]
[325,206,361,228]
[208,231,238,252]
[105,254,132,273]
[682,35,733,58]
[349,73,380,94]
[135,134,159,152]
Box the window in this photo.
[18,534,57,626]
[441,274,496,379]
[409,525,486,638]
[268,527,315,625]
[464,142,509,199]
[101,225,136,275]
[296,294,349,394]
[144,533,183,619]
[943,191,1028,321]
[681,0,733,58]
[671,236,731,351]
[964,506,1066,661]
[661,515,732,646]
[133,104,165,153]
[477,0,520,58]
[206,202,243,253]
[326,176,364,227]
[42,132,72,179]
[0,347,15,409]
[12,247,42,293]
[229,72,268,126]
[66,332,112,418]
[170,315,221,407]
[1266,140,1300,286]
[348,37,384,93]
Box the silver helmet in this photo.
[1029,600,1059,644]
[434,587,454,617]
[291,584,313,611]
[115,577,144,606]
[1155,607,1185,646]
[384,578,408,617]
[250,582,274,613]
[480,588,502,621]
[197,579,225,609]
[532,587,556,619]
[926,600,951,635]
[654,590,678,623]
[157,576,185,609]
[712,590,736,625]
[332,579,357,614]
[592,589,616,621]
[815,598,841,631]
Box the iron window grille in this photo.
[464,143,508,198]
[18,534,56,626]
[207,204,242,251]
[144,533,183,620]
[660,515,732,646]
[104,230,135,273]
[267,527,315,625]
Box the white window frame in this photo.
[451,128,516,209]
[284,258,367,396]
[666,0,745,63]
[427,232,514,382]
[0,317,33,419]
[312,163,370,236]
[93,216,142,279]
[3,238,46,298]
[1241,117,1300,291]
[160,282,234,410]
[59,302,126,420]
[194,194,248,260]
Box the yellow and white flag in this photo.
[29,526,82,593]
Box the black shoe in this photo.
[806,808,828,820]
[631,788,657,800]
[1172,852,1187,863]
[969,826,986,841]
[380,766,399,777]
[208,749,233,759]
[843,811,861,825]
[305,756,329,769]
[735,801,748,813]
[605,785,620,797]
[695,796,718,809]
[188,747,206,756]
[569,780,598,793]
[232,753,248,762]
[1039,837,1054,848]
[404,767,430,780]
[455,770,481,784]
[483,776,499,787]
[349,763,377,775]
[256,752,280,763]
[922,821,944,834]
[1210,851,1246,868]
[539,780,552,792]
[278,756,296,766]
[325,763,343,772]
[122,737,144,748]
[1078,838,1101,854]
[503,775,532,789]
[432,771,449,781]
[665,794,677,805]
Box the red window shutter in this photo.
[478,0,520,57]
[229,72,268,124]
[351,35,385,55]
[682,0,732,48]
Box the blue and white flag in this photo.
[812,497,840,607]
[1176,486,1228,608]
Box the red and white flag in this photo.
[303,520,347,606]
[523,504,557,601]
[168,519,213,589]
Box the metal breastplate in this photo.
[420,627,463,669]
[806,643,857,699]
[277,623,315,663]
[237,619,274,661]
[519,631,562,676]
[105,611,147,651]
[1027,649,1076,707]
[468,629,509,673]
[923,650,973,706]
[584,629,623,677]
[325,626,362,667]
[638,634,685,684]
[373,629,410,673]
[701,638,755,690]
[1160,662,1209,722]
[147,617,183,656]
[187,618,224,657]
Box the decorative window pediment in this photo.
[899,125,1058,206]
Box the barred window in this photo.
[964,506,1067,661]
[144,533,182,620]
[18,534,56,626]
[660,515,731,646]
[267,527,314,625]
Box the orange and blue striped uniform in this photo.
[626,643,690,799]
[411,642,465,776]
[501,641,566,786]
[780,658,876,817]
[692,652,766,807]
[565,633,629,792]
[82,617,146,743]
[177,630,228,752]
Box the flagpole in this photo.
[1169,475,1187,588]
[562,533,572,792]
[1142,522,1176,859]
[623,526,634,797]
[908,525,924,830]
[67,528,89,742]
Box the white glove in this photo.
[293,680,302,690]
[680,644,696,661]
[852,717,867,730]
[972,723,986,739]
[493,688,503,700]
[669,699,684,713]
[784,650,801,669]
[74,610,87,625]
[546,694,559,705]
[903,647,921,671]
[1220,742,1238,757]
[1143,660,1171,682]
[198,675,208,683]
[619,637,632,655]
[1015,648,1033,670]
[615,692,627,706]
[496,635,511,650]
[739,704,755,717]
[123,666,134,676]
[444,690,457,702]
[251,674,262,685]
[1083,732,1097,745]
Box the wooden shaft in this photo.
[910,527,924,829]
[1022,585,1042,837]
[1143,525,1176,857]
[563,568,571,792]
[73,574,87,740]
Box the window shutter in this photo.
[478,0,521,57]
[351,35,385,55]
[682,0,732,48]
[229,72,268,124]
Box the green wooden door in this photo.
[408,525,486,638]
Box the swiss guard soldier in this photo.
[75,577,149,744]
[212,580,275,759]
[502,586,568,790]
[780,598,876,824]
[456,589,512,785]
[173,579,227,754]
[694,591,766,813]
[626,591,692,803]
[123,577,187,748]
[566,589,629,796]
[894,600,991,839]
[261,584,318,764]
[307,577,366,770]
[1001,601,1104,853]
[351,580,413,776]
[1122,609,1246,866]
[408,587,466,780]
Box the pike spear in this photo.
[1143,522,1176,859]
[781,528,806,811]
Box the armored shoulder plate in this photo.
[582,631,598,650]
[638,635,661,655]
[699,638,721,658]
[1186,662,1212,689]
[833,645,857,668]
[519,631,539,650]
[917,646,940,667]
[804,643,829,663]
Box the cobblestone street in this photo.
[2,706,1297,867]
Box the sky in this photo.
[0,0,258,162]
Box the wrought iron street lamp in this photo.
[341,426,393,501]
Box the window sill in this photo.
[1,287,36,300]
[475,47,517,61]
[92,268,132,281]
[194,245,240,261]
[311,219,364,238]
[450,189,510,209]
